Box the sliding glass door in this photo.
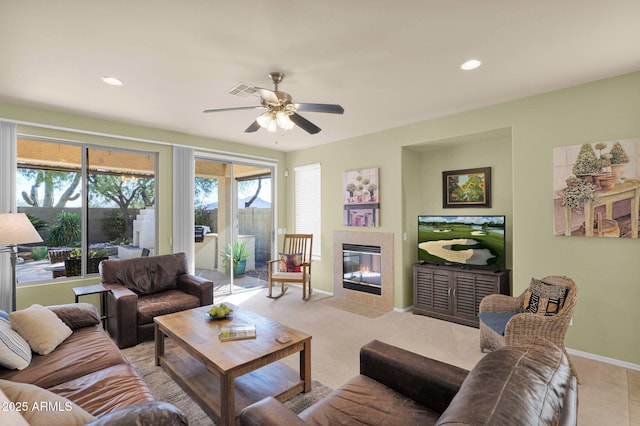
[194,157,273,296]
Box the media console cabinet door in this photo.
[413,263,510,327]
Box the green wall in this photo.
[285,71,640,365]
[285,133,407,305]
[411,131,514,272]
[3,71,639,365]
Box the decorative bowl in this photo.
[205,312,232,320]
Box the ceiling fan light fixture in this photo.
[257,112,273,128]
[205,71,343,135]
[276,111,294,130]
[266,120,278,133]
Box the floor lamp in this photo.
[0,213,43,312]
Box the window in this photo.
[16,138,157,283]
[294,163,321,258]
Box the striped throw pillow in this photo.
[0,316,31,370]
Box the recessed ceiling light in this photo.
[101,76,124,86]
[460,59,482,71]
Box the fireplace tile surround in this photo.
[333,231,394,311]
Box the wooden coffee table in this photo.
[154,303,311,426]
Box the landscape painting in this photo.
[442,167,491,208]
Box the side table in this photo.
[72,284,110,329]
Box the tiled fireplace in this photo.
[333,231,394,311]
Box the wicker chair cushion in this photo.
[478,312,517,336]
[523,278,568,316]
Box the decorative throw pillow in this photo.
[0,388,29,425]
[0,317,32,370]
[10,304,73,355]
[48,303,100,330]
[0,379,95,426]
[278,253,302,272]
[523,278,568,316]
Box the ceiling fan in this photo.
[203,72,344,135]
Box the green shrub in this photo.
[103,210,127,241]
[47,212,80,247]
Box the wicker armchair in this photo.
[478,275,578,379]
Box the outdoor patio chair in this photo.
[267,234,313,300]
[47,248,73,278]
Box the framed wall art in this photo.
[442,167,491,208]
[343,168,380,226]
[553,138,638,237]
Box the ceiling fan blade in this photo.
[203,106,261,113]
[295,103,344,114]
[290,113,321,134]
[255,87,280,105]
[245,121,261,133]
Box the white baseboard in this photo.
[395,304,640,371]
[567,347,640,371]
[311,287,333,296]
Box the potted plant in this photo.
[221,241,250,276]
[65,248,110,276]
[88,248,110,274]
[561,176,598,213]
[64,248,83,276]
[609,141,629,179]
[572,143,600,181]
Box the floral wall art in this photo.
[553,138,639,238]
[343,168,379,227]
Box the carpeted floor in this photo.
[316,296,389,319]
[122,340,333,425]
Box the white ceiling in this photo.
[1,1,639,152]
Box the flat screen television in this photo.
[418,215,506,271]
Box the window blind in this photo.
[294,163,321,258]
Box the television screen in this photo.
[418,215,506,270]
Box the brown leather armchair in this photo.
[99,252,213,348]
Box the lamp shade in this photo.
[0,213,43,245]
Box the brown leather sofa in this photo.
[239,338,578,426]
[0,303,187,425]
[100,252,213,348]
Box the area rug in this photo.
[122,341,333,425]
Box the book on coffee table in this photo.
[218,323,257,341]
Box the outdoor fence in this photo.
[20,206,273,265]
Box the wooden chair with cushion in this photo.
[478,275,578,379]
[267,234,313,300]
